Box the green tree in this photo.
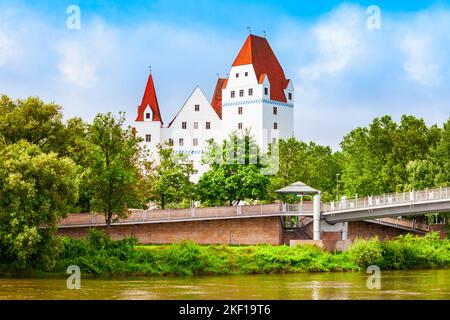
[144,144,196,209]
[340,115,439,196]
[198,131,270,206]
[269,138,340,202]
[0,95,65,153]
[0,141,79,269]
[87,112,144,229]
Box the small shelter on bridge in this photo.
[275,181,320,228]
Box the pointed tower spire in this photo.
[135,70,163,123]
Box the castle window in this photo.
[238,107,243,115]
[179,138,184,146]
[264,87,269,95]
[288,93,292,100]
[231,91,235,98]
[206,122,211,130]
[182,122,187,129]
[236,73,239,78]
[272,138,277,145]
[195,104,200,111]
[146,112,151,119]
[168,138,174,146]
[239,89,244,97]
[273,107,277,115]
[245,71,248,77]
[194,122,198,129]
[193,138,198,147]
[238,123,243,130]
[248,88,253,96]
[274,122,278,130]
[145,134,151,142]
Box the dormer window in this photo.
[288,93,292,100]
[245,72,248,77]
[145,112,151,119]
[264,87,269,95]
[236,73,239,78]
[195,104,200,111]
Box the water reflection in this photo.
[0,270,449,300]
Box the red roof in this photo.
[135,72,163,123]
[232,34,289,103]
[210,78,228,119]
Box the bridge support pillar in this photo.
[313,194,321,240]
[342,222,348,240]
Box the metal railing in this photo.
[369,217,430,232]
[323,186,450,213]
[58,203,294,228]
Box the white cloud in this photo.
[0,32,17,66]
[401,34,440,85]
[300,4,367,80]
[56,20,118,88]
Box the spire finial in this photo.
[216,73,220,79]
[148,66,152,74]
[263,30,266,38]
[247,26,251,34]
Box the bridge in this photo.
[57,186,450,242]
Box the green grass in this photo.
[45,229,450,277]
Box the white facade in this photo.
[134,34,295,181]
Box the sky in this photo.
[1,0,450,150]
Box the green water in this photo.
[0,269,449,300]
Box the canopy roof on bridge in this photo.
[275,181,320,195]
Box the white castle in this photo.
[133,34,294,180]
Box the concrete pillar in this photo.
[313,194,321,240]
[342,222,348,240]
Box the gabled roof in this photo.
[210,78,228,119]
[168,86,219,127]
[232,34,289,103]
[135,72,163,123]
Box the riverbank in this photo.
[1,230,449,277]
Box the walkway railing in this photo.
[58,203,310,228]
[323,186,450,213]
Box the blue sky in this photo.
[1,0,450,149]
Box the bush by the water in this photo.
[49,229,450,276]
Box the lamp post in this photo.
[336,173,340,201]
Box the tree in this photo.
[87,112,144,229]
[0,95,65,153]
[340,115,440,197]
[144,144,196,209]
[198,131,270,206]
[0,141,79,269]
[269,138,340,202]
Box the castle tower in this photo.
[221,34,294,151]
[134,71,163,161]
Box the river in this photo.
[0,269,449,299]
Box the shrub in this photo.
[349,237,383,267]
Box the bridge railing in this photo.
[58,203,301,227]
[323,186,450,213]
